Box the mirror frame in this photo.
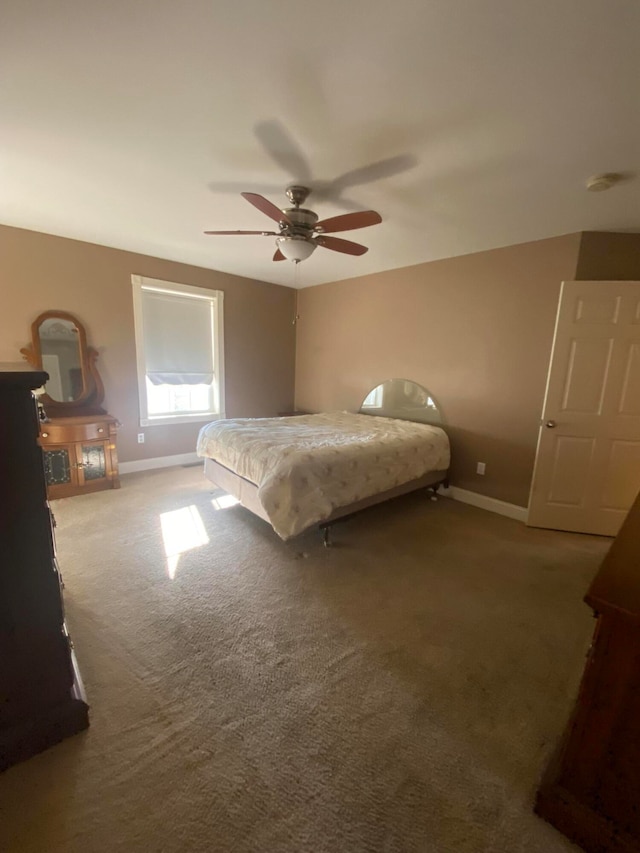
[21,310,106,417]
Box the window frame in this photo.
[131,275,225,427]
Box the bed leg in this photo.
[322,526,332,548]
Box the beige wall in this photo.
[295,234,583,507]
[0,225,296,463]
[4,222,636,500]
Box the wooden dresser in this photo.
[40,414,120,499]
[0,364,89,771]
[536,491,640,852]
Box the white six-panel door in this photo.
[528,281,640,536]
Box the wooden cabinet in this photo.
[39,414,120,499]
[535,491,640,853]
[20,310,121,501]
[0,364,89,771]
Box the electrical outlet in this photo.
[137,433,145,443]
[476,462,486,475]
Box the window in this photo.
[362,385,383,408]
[132,275,225,426]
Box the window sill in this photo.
[140,412,225,427]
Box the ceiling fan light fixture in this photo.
[276,236,317,262]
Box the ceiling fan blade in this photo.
[331,154,418,192]
[254,120,313,183]
[273,248,286,261]
[315,210,382,233]
[316,235,369,256]
[241,192,291,225]
[203,229,276,235]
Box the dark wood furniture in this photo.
[21,310,120,499]
[0,364,89,771]
[535,491,640,853]
[39,414,120,499]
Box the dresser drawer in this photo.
[40,421,110,444]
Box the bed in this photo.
[196,379,450,544]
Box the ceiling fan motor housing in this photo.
[281,207,318,236]
[281,185,318,240]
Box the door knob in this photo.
[545,420,557,429]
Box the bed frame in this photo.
[204,457,449,546]
[202,378,450,546]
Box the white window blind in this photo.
[141,290,214,386]
[132,276,225,426]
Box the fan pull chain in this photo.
[292,261,300,324]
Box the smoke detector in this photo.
[586,173,622,192]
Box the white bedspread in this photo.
[197,412,450,539]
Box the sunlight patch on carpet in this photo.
[212,494,240,510]
[160,505,209,579]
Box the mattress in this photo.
[197,411,450,539]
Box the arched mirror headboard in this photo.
[359,379,443,425]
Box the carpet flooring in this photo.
[0,466,610,853]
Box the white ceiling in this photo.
[2,0,639,288]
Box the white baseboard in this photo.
[441,485,528,523]
[119,452,201,475]
[118,457,528,523]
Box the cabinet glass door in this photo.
[44,448,73,486]
[81,443,107,481]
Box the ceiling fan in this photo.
[204,185,382,263]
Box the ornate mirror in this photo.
[360,378,443,425]
[21,311,105,417]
